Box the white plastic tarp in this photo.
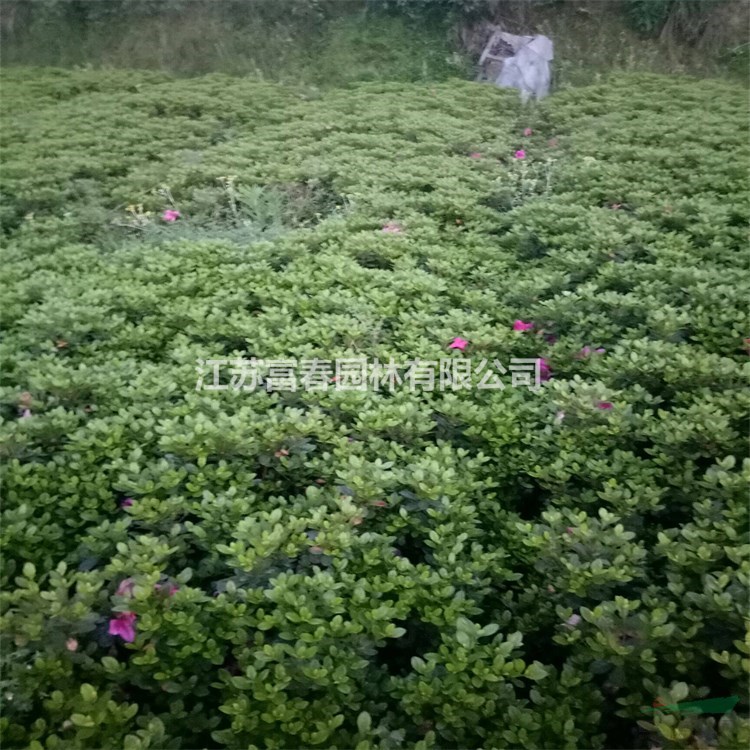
[483,31,554,102]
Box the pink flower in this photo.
[108,611,137,643]
[120,497,134,508]
[66,638,78,652]
[523,128,533,136]
[565,527,575,535]
[372,500,388,508]
[162,209,181,222]
[565,614,581,628]
[448,337,469,351]
[20,408,32,419]
[597,401,614,410]
[469,152,482,158]
[539,358,552,381]
[514,150,526,160]
[513,320,534,332]
[381,221,403,234]
[115,578,135,597]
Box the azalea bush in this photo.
[1,67,749,749]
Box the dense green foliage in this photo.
[4,1,747,83]
[1,67,749,749]
[1,1,467,83]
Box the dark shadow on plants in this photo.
[393,530,428,566]
[375,618,441,677]
[514,480,550,520]
[355,251,394,270]
[516,231,549,261]
[481,189,514,213]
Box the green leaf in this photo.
[356,711,372,734]
[80,683,97,702]
[657,723,675,740]
[671,682,689,702]
[70,713,95,728]
[524,662,548,681]
[102,656,120,673]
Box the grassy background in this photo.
[1,1,470,85]
[1,0,746,87]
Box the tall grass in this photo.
[0,1,468,85]
[1,0,744,85]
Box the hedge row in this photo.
[1,68,748,749]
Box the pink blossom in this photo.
[514,150,526,160]
[108,611,137,643]
[66,638,78,652]
[565,527,575,535]
[523,128,533,137]
[162,209,181,222]
[565,614,581,628]
[120,497,134,508]
[539,358,552,381]
[597,401,614,410]
[20,408,32,419]
[513,320,534,332]
[372,500,388,508]
[115,578,135,597]
[381,221,403,234]
[595,347,606,354]
[448,337,469,351]
[469,152,482,158]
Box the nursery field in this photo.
[1,67,749,749]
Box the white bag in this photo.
[479,29,554,102]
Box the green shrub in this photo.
[0,67,748,749]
